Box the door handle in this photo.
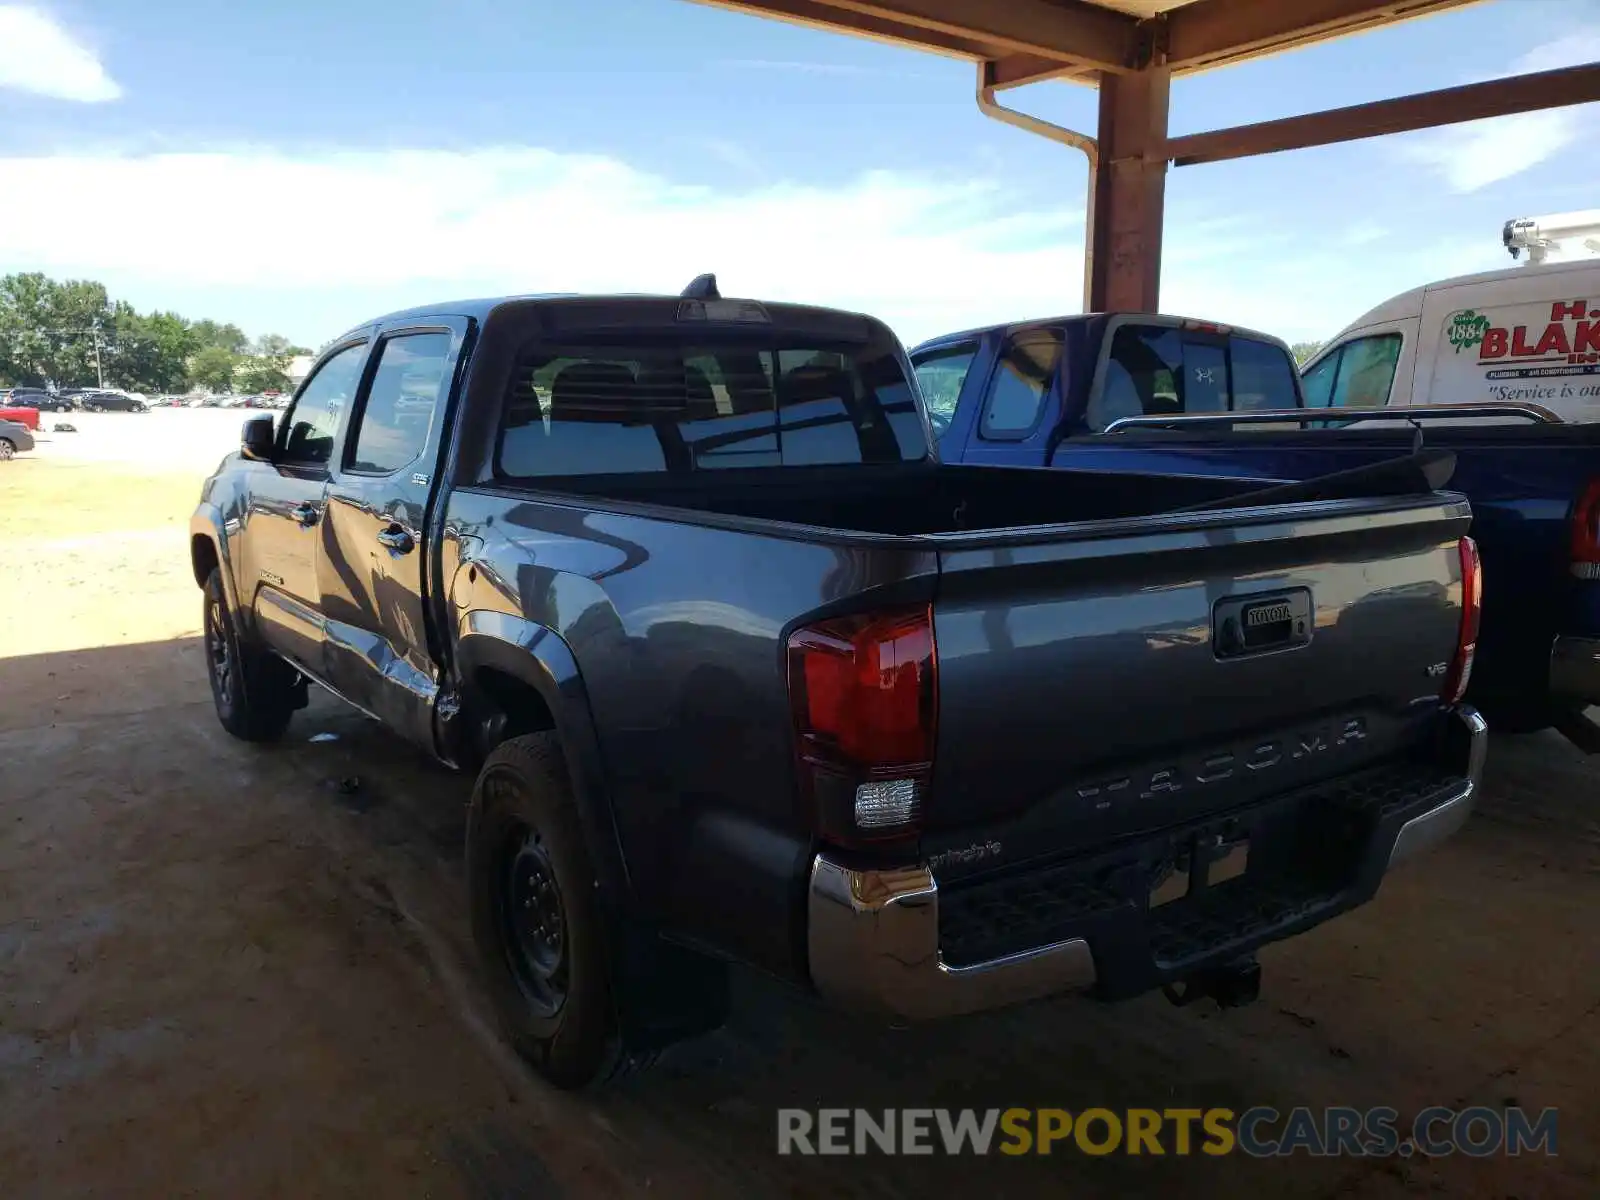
[291,503,320,527]
[377,524,416,554]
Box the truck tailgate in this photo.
[925,494,1472,859]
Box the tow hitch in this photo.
[1162,957,1262,1010]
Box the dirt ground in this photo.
[1,420,1597,1199]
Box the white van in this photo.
[1303,217,1600,422]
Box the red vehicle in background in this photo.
[0,404,41,431]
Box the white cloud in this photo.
[0,142,1504,346]
[0,145,1090,345]
[0,6,121,102]
[1393,27,1600,193]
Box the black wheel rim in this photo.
[499,817,568,1016]
[204,593,234,708]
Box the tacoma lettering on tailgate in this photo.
[1076,716,1369,809]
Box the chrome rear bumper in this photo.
[807,705,1486,1022]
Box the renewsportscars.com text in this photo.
[776,1106,1558,1158]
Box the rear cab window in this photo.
[496,327,926,478]
[1086,322,1302,431]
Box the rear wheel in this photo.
[467,733,639,1089]
[202,567,302,742]
[0,439,13,461]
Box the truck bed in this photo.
[521,460,1317,536]
[446,466,1473,982]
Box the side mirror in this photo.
[240,414,275,461]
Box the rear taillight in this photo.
[1443,536,1482,704]
[786,605,937,848]
[1570,478,1600,579]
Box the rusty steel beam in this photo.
[694,0,997,59]
[1088,65,1171,313]
[985,51,1096,89]
[698,0,1142,72]
[1167,62,1600,166]
[1166,0,1479,73]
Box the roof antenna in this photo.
[681,273,720,300]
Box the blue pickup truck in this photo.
[913,313,1600,746]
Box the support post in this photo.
[1087,65,1171,313]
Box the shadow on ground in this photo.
[1,636,1596,1198]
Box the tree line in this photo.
[0,272,312,395]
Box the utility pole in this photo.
[92,326,105,388]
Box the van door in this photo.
[1416,265,1600,419]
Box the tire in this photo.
[467,733,638,1090]
[202,567,302,742]
[0,439,13,461]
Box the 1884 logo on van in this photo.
[1447,309,1489,354]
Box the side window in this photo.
[280,343,367,466]
[347,331,452,474]
[1301,350,1340,408]
[1329,335,1401,409]
[911,344,978,436]
[980,331,1062,440]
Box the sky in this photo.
[0,0,1597,349]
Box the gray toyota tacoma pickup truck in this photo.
[190,278,1486,1088]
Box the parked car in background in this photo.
[0,418,34,460]
[78,391,148,412]
[913,309,1600,747]
[0,401,41,430]
[192,282,1484,1089]
[4,386,72,414]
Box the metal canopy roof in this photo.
[694,0,1600,315]
[697,0,1480,88]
